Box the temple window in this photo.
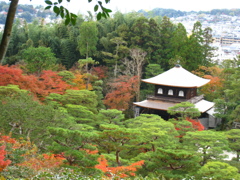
[168,89,173,95]
[179,90,184,97]
[157,88,163,94]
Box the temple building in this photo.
[133,65,221,129]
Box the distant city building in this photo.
[172,12,240,62]
[213,36,240,46]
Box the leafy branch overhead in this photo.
[44,0,112,25]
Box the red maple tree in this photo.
[186,118,204,131]
[92,66,108,79]
[0,65,73,99]
[171,118,204,140]
[0,65,44,96]
[0,146,11,172]
[39,70,71,95]
[192,66,223,100]
[0,134,15,172]
[95,155,144,179]
[104,76,139,110]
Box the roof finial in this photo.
[175,64,181,68]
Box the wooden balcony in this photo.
[146,94,204,104]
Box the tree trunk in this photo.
[85,44,89,90]
[114,61,118,78]
[237,151,239,162]
[201,147,208,166]
[0,0,19,64]
[136,76,141,102]
[129,48,147,102]
[151,144,155,152]
[116,150,121,166]
[85,63,89,90]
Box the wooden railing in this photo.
[232,122,240,129]
[146,95,185,103]
[146,94,204,104]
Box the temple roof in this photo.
[133,99,214,113]
[133,100,176,111]
[142,65,210,88]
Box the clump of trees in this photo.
[0,10,217,113]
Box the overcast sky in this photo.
[11,0,240,14]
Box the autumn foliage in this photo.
[0,65,73,99]
[39,70,70,95]
[0,135,17,145]
[0,65,44,96]
[95,155,144,179]
[0,134,17,172]
[72,73,93,90]
[187,118,205,131]
[104,76,139,110]
[81,148,99,155]
[17,153,65,172]
[0,132,146,177]
[193,66,223,100]
[172,118,204,139]
[200,74,223,100]
[0,146,11,172]
[92,66,108,79]
[0,133,66,174]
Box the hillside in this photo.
[0,1,56,24]
[138,8,240,18]
[1,1,240,25]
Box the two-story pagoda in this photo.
[133,65,220,129]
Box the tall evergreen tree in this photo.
[202,27,215,66]
[147,18,162,64]
[184,22,204,71]
[185,21,215,71]
[169,23,188,66]
[158,16,175,70]
[78,21,98,59]
[130,16,150,50]
[5,19,28,64]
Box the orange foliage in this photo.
[18,153,65,171]
[174,126,192,138]
[0,65,74,99]
[92,66,108,79]
[192,66,223,97]
[0,135,17,145]
[193,66,222,77]
[0,133,64,172]
[72,73,92,90]
[95,155,144,179]
[202,74,223,93]
[172,118,204,139]
[81,148,99,155]
[39,70,71,95]
[0,65,45,96]
[9,133,65,171]
[186,118,205,131]
[104,76,139,110]
[0,146,11,172]
[0,134,17,172]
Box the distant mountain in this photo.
[138,8,188,18]
[138,8,240,18]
